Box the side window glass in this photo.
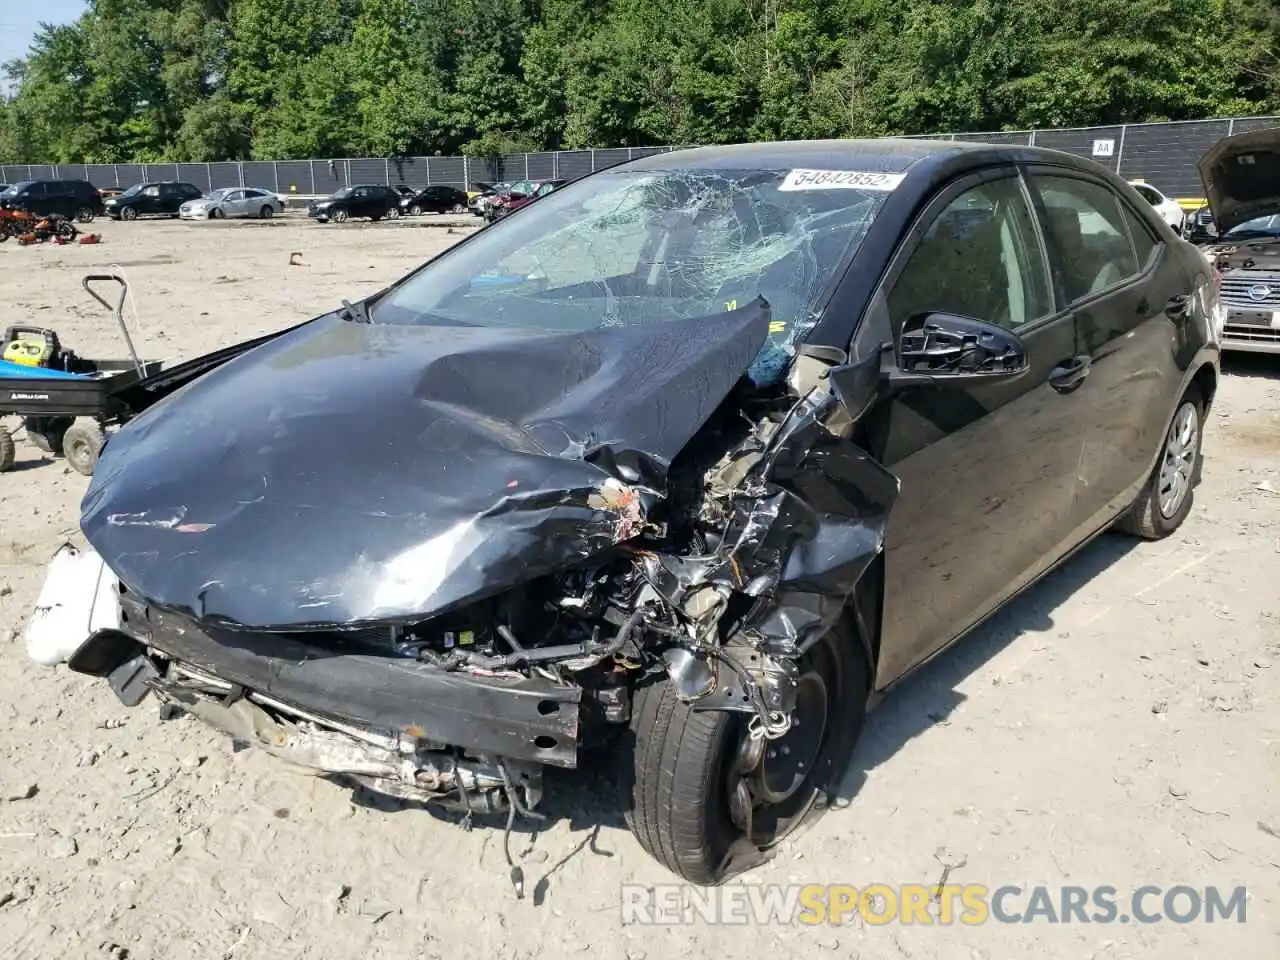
[1032,175,1139,301]
[887,176,1052,332]
[1120,203,1158,266]
[143,186,160,197]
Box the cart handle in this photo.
[82,274,144,379]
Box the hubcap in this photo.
[1158,401,1198,518]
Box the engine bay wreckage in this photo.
[43,155,921,888]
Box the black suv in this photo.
[106,181,204,220]
[0,180,105,222]
[307,185,402,223]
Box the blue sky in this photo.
[0,0,87,73]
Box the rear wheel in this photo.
[386,207,400,220]
[62,420,105,476]
[1114,383,1204,539]
[625,624,870,883]
[75,205,95,223]
[451,202,466,214]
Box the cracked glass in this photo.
[371,168,891,358]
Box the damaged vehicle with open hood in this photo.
[1197,126,1280,354]
[30,138,1221,886]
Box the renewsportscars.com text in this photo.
[620,883,1248,926]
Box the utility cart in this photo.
[0,274,161,476]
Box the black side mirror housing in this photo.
[884,312,1031,393]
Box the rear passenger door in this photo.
[859,167,1089,683]
[1024,169,1187,539]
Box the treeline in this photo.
[2,0,1279,164]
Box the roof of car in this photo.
[625,138,988,173]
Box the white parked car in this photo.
[179,187,286,220]
[1128,181,1186,232]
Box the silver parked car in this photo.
[179,187,285,220]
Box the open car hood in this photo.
[1198,126,1280,234]
[80,303,770,631]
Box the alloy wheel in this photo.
[1158,401,1199,518]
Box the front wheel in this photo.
[409,204,422,216]
[386,207,400,220]
[1114,383,1204,539]
[625,627,870,883]
[209,207,224,219]
[259,205,273,219]
[332,208,349,223]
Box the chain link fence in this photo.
[4,115,1278,200]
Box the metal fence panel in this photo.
[1033,125,1125,173]
[1226,116,1280,135]
[557,150,595,180]
[208,162,241,189]
[176,163,210,191]
[525,153,555,179]
[347,158,385,186]
[592,148,631,171]
[428,155,466,186]
[240,161,275,191]
[274,160,312,196]
[115,164,144,189]
[1121,120,1232,197]
[311,160,344,195]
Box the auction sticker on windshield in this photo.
[779,169,907,192]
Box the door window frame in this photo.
[853,164,1064,357]
[1022,164,1166,311]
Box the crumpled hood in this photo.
[80,303,770,630]
[1198,126,1280,235]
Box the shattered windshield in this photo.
[371,167,888,350]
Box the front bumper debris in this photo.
[93,586,582,768]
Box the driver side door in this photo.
[855,167,1089,684]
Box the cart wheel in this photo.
[0,426,14,472]
[62,420,105,476]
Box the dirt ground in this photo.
[0,215,1277,960]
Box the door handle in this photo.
[1165,294,1191,320]
[1049,355,1091,393]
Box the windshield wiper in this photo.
[339,298,371,324]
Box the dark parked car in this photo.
[106,181,204,220]
[41,139,1220,886]
[0,179,104,222]
[399,184,470,216]
[307,185,402,223]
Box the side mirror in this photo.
[884,312,1030,392]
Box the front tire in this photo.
[625,626,870,883]
[1114,383,1204,539]
[332,208,348,223]
[209,207,224,220]
[409,204,422,216]
[259,205,273,219]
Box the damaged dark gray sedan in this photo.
[39,138,1221,885]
